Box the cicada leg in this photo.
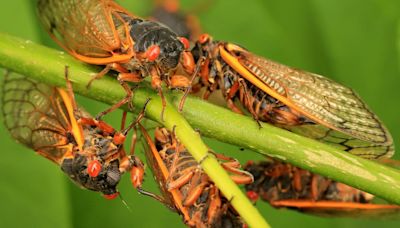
[207,185,222,224]
[212,152,254,184]
[237,78,262,128]
[94,72,143,120]
[182,172,208,206]
[176,53,205,111]
[147,67,167,121]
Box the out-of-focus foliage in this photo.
[0,0,399,227]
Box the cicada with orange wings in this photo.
[1,68,145,199]
[192,34,394,159]
[37,0,197,118]
[140,126,253,227]
[244,160,400,217]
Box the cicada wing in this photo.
[1,71,73,164]
[234,48,393,158]
[273,200,400,218]
[283,124,394,159]
[37,0,133,61]
[139,124,177,208]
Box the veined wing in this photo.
[222,44,394,159]
[1,71,83,164]
[37,0,134,62]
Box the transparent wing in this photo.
[1,71,73,164]
[37,0,133,59]
[285,124,394,159]
[238,50,394,159]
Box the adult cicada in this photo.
[37,0,197,118]
[244,159,400,217]
[140,125,253,227]
[1,68,146,199]
[192,34,394,159]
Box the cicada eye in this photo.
[178,37,190,50]
[87,160,102,177]
[145,45,161,61]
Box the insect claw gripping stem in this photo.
[157,86,167,121]
[95,77,134,121]
[86,64,112,89]
[121,98,151,136]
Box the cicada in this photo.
[37,0,197,118]
[1,68,145,199]
[192,34,394,159]
[244,160,400,217]
[140,125,253,227]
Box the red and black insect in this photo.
[191,34,394,160]
[1,68,146,199]
[37,0,197,118]
[140,126,253,227]
[244,160,400,217]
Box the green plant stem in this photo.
[1,33,400,214]
[0,33,270,228]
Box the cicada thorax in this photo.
[140,126,251,227]
[192,34,394,159]
[121,17,185,74]
[1,70,144,199]
[244,160,400,217]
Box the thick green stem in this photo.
[1,33,400,218]
[0,33,269,227]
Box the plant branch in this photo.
[0,33,270,227]
[1,33,400,216]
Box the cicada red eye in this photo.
[179,37,190,50]
[246,191,259,203]
[146,45,161,62]
[198,33,210,44]
[87,160,102,177]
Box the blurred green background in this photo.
[0,0,399,227]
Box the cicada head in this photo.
[61,154,121,197]
[60,129,127,198]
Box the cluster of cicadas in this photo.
[1,0,399,227]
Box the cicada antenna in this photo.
[118,193,133,212]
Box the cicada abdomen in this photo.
[192,34,394,159]
[244,160,400,217]
[140,126,253,227]
[1,69,144,199]
[37,0,196,118]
